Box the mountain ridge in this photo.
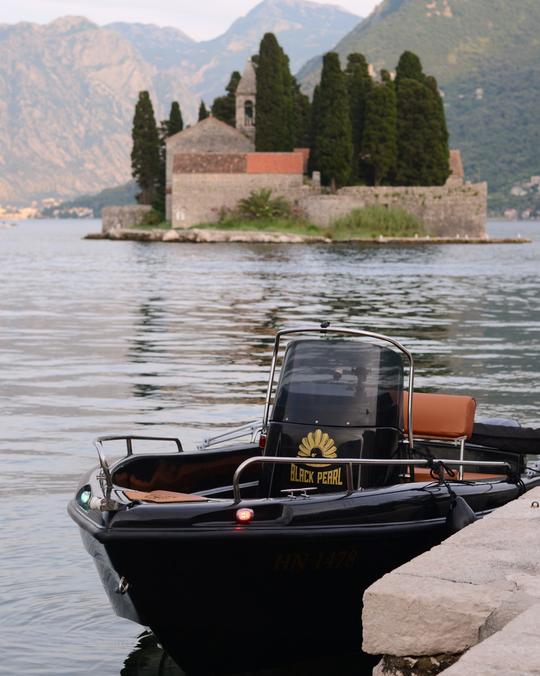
[0,0,360,203]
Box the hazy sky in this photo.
[0,0,380,40]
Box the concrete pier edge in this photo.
[362,487,540,675]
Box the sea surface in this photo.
[0,219,539,675]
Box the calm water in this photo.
[1,219,539,675]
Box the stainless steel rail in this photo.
[261,326,416,450]
[196,421,261,451]
[94,435,183,493]
[232,455,512,503]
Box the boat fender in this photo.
[446,495,476,533]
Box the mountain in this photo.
[109,0,359,104]
[0,0,360,204]
[0,16,197,203]
[299,0,540,201]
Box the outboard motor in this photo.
[261,339,406,496]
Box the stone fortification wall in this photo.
[171,172,305,228]
[299,184,488,238]
[102,205,152,233]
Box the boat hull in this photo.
[76,515,450,673]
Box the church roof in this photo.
[166,116,254,153]
[236,60,257,96]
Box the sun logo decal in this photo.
[298,429,337,468]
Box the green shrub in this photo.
[143,208,164,226]
[236,189,293,220]
[328,206,425,239]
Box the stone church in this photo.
[165,60,306,227]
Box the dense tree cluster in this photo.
[308,48,449,188]
[212,34,450,189]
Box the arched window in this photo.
[244,100,254,127]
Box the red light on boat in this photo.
[236,508,254,524]
[259,435,267,449]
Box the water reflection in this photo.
[121,632,377,676]
[0,220,539,675]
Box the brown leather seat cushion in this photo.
[413,468,499,482]
[403,392,476,440]
[124,490,208,504]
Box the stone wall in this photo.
[171,173,305,228]
[363,487,540,675]
[102,205,152,233]
[299,184,488,237]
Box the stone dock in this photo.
[363,487,540,675]
[86,229,531,246]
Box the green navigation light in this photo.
[80,490,92,507]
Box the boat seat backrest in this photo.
[403,392,476,440]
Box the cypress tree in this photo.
[395,78,433,185]
[212,71,241,127]
[425,75,450,185]
[167,101,184,136]
[281,53,296,149]
[394,53,450,186]
[153,101,185,218]
[292,78,311,148]
[131,90,160,205]
[255,33,294,151]
[361,80,397,186]
[380,69,392,84]
[395,51,425,87]
[345,53,372,183]
[308,83,321,175]
[198,101,209,121]
[315,52,353,190]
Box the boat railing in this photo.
[231,456,513,503]
[196,421,262,451]
[94,435,184,491]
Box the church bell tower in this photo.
[236,60,256,142]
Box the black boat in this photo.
[69,326,540,674]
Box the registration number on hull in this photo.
[272,549,359,573]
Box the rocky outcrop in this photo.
[87,227,529,245]
[89,227,330,244]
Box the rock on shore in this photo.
[85,228,530,245]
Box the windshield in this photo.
[271,339,404,428]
